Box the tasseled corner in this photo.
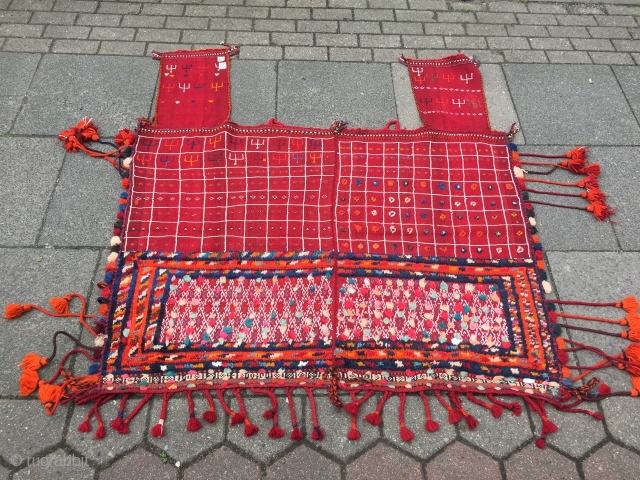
[311,426,325,441]
[119,421,131,435]
[290,426,303,440]
[365,412,381,426]
[115,129,137,147]
[244,419,259,438]
[268,425,285,439]
[187,415,202,432]
[4,303,32,319]
[561,147,588,173]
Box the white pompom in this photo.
[107,252,118,263]
[542,280,552,294]
[529,217,537,226]
[513,166,524,178]
[110,236,121,246]
[123,157,132,168]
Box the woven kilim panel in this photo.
[9,48,639,448]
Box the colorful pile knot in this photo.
[6,47,640,447]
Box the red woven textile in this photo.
[153,48,232,129]
[124,123,532,260]
[405,53,491,132]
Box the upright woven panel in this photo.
[405,53,491,132]
[152,48,233,129]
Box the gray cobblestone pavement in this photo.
[1,0,640,478]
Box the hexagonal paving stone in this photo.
[459,395,533,458]
[226,393,303,464]
[545,407,606,458]
[601,397,640,451]
[582,442,640,480]
[505,443,579,480]
[66,395,150,465]
[266,445,340,480]
[0,464,7,480]
[0,400,66,464]
[381,393,455,459]
[425,441,500,480]
[346,443,422,480]
[305,393,380,461]
[184,446,260,480]
[98,448,177,480]
[148,392,226,463]
[13,449,93,480]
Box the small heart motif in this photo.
[454,202,461,207]
[175,101,180,104]
[496,247,503,253]
[470,202,476,206]
[517,246,524,253]
[389,226,397,233]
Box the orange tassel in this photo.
[4,303,32,319]
[585,163,600,178]
[37,381,63,415]
[620,296,639,314]
[20,353,48,371]
[19,369,40,396]
[626,343,640,364]
[49,295,72,315]
[587,201,616,221]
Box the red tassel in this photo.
[490,404,503,419]
[448,408,462,424]
[347,427,361,441]
[230,412,245,426]
[585,163,600,177]
[119,421,130,435]
[400,426,415,442]
[244,421,259,437]
[20,353,49,371]
[535,438,547,449]
[344,402,359,415]
[290,427,303,440]
[587,201,616,221]
[365,412,381,426]
[187,416,202,432]
[557,350,569,364]
[542,419,557,434]
[268,425,285,438]
[95,425,105,439]
[150,422,164,437]
[19,369,40,396]
[464,414,479,431]
[263,409,274,419]
[77,419,92,433]
[598,383,611,396]
[311,426,325,441]
[110,416,124,431]
[426,418,440,432]
[202,410,216,423]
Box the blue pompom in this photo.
[120,191,128,199]
[508,142,518,151]
[88,363,100,375]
